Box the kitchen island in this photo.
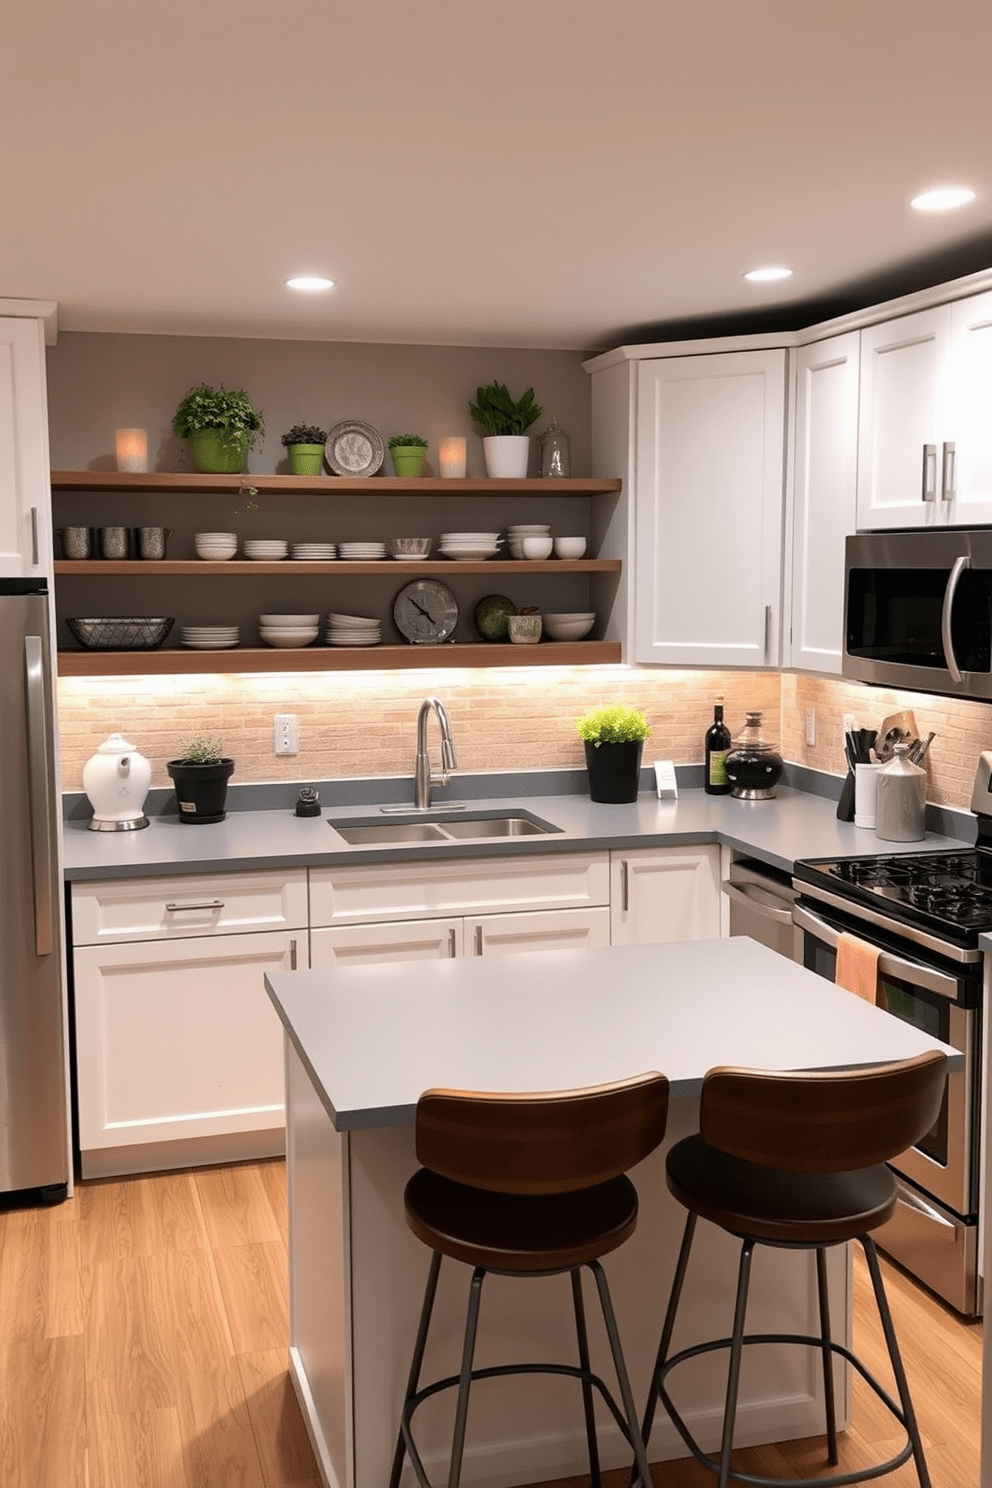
[266,935,960,1488]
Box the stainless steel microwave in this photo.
[844,528,992,698]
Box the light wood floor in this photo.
[0,1159,981,1487]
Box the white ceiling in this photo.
[5,0,992,352]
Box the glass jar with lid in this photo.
[724,710,784,800]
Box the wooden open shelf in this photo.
[57,641,623,676]
[52,471,622,497]
[55,558,621,578]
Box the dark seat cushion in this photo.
[404,1168,639,1271]
[666,1134,898,1245]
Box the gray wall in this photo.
[45,333,592,477]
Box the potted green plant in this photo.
[387,433,428,477]
[575,704,652,804]
[166,733,235,823]
[172,384,264,474]
[469,382,542,478]
[282,422,328,476]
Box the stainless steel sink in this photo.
[329,810,561,846]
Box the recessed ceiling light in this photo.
[910,186,976,212]
[285,275,335,292]
[743,266,793,283]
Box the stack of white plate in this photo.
[179,625,240,650]
[338,541,387,561]
[439,531,502,561]
[244,539,289,561]
[325,612,382,646]
[506,523,551,559]
[258,613,320,648]
[291,542,337,561]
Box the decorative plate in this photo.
[325,420,385,478]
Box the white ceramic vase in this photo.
[483,435,530,478]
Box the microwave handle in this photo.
[940,554,969,684]
[793,903,960,1000]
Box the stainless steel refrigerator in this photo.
[0,579,69,1200]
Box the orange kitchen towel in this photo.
[835,931,880,1004]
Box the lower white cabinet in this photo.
[311,906,611,968]
[609,845,722,944]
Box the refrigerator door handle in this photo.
[24,635,54,956]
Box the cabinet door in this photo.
[74,929,302,1163]
[789,333,860,674]
[945,290,992,525]
[634,350,786,667]
[467,906,612,957]
[0,317,53,578]
[310,918,463,967]
[610,846,721,945]
[856,307,948,529]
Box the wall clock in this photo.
[393,580,459,645]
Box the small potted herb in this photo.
[575,704,652,804]
[387,433,428,477]
[282,423,328,476]
[166,734,235,824]
[469,382,542,478]
[171,384,264,474]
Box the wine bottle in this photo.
[704,697,732,795]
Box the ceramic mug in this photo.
[508,613,542,645]
[98,526,131,560]
[57,526,93,559]
[137,526,172,560]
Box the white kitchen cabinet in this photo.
[311,905,611,968]
[634,350,787,667]
[609,845,721,944]
[856,291,992,529]
[789,332,860,674]
[70,870,308,1177]
[0,316,54,579]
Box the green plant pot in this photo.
[287,443,325,476]
[166,757,235,823]
[390,446,427,477]
[583,740,643,804]
[190,430,249,474]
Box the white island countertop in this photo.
[265,936,961,1131]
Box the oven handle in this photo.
[893,1182,956,1230]
[722,880,795,926]
[793,904,962,1000]
[940,554,969,684]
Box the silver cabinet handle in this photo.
[941,441,957,503]
[940,554,969,684]
[763,605,772,664]
[474,924,483,956]
[30,507,40,567]
[921,443,937,502]
[289,938,298,970]
[24,636,54,956]
[448,927,457,958]
[721,879,794,925]
[165,899,225,912]
[620,859,629,913]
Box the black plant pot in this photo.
[583,740,643,804]
[166,758,235,824]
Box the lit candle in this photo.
[115,428,148,472]
[438,436,467,479]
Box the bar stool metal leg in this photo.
[589,1260,656,1488]
[571,1268,604,1488]
[815,1246,839,1465]
[640,1210,697,1458]
[390,1251,443,1488]
[447,1268,485,1488]
[717,1240,755,1488]
[860,1238,932,1488]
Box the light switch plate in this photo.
[654,760,678,799]
[274,714,299,756]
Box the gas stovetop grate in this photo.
[794,849,992,946]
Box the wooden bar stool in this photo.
[388,1071,670,1488]
[641,1051,948,1488]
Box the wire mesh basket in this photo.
[66,617,175,650]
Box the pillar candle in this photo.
[438,436,467,479]
[115,428,148,472]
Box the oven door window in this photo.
[846,565,992,674]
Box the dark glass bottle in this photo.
[704,697,732,795]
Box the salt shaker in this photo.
[875,743,927,841]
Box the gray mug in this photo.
[137,526,172,560]
[58,526,93,559]
[98,526,131,560]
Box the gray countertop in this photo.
[264,936,962,1131]
[59,783,970,882]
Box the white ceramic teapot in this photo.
[82,733,152,831]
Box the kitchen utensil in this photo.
[875,710,918,762]
[82,732,151,831]
[66,616,174,650]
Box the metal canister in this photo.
[875,743,927,841]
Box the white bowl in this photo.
[387,537,432,558]
[260,628,320,648]
[553,536,587,559]
[542,612,596,641]
[506,524,551,535]
[258,613,320,626]
[195,532,237,542]
[520,536,554,560]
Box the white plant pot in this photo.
[483,435,530,479]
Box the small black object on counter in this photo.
[295,786,322,818]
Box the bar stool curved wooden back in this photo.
[641,1050,948,1488]
[388,1070,669,1488]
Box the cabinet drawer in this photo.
[70,869,309,945]
[308,852,610,928]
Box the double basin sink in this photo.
[329,808,562,847]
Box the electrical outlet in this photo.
[274,714,299,756]
[805,708,816,747]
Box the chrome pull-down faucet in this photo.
[414,697,459,809]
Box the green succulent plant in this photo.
[388,433,428,449]
[469,382,542,437]
[282,423,327,446]
[176,733,226,765]
[575,704,652,746]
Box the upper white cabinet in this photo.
[633,350,787,667]
[0,316,53,579]
[857,291,992,529]
[789,332,860,675]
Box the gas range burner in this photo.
[794,848,992,949]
